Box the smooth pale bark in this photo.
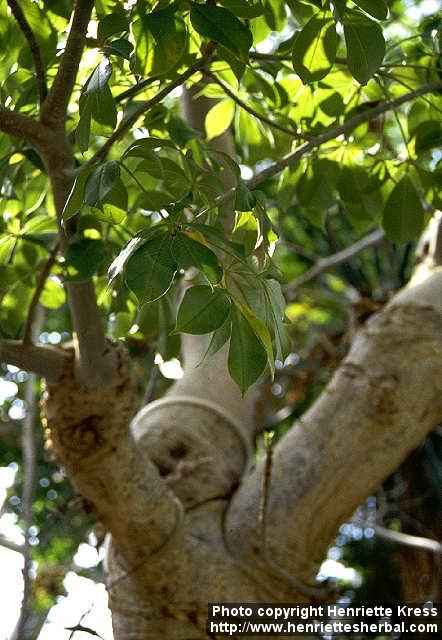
[98,263,442,639]
[226,268,442,582]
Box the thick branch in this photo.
[0,340,68,380]
[0,106,47,146]
[42,345,181,564]
[40,0,95,127]
[7,0,47,104]
[226,266,442,584]
[285,229,386,297]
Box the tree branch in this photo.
[374,525,442,554]
[0,106,47,146]
[193,81,442,218]
[204,70,308,140]
[0,340,68,381]
[0,533,24,554]
[40,0,95,127]
[88,45,216,166]
[10,307,43,640]
[226,266,442,584]
[247,81,442,189]
[285,229,386,298]
[6,0,47,104]
[22,243,59,344]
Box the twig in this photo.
[67,604,93,640]
[249,52,347,65]
[0,533,24,554]
[116,76,160,103]
[22,243,59,345]
[374,525,442,554]
[285,229,386,298]
[10,306,44,640]
[41,0,95,127]
[193,81,442,218]
[88,44,216,166]
[7,0,47,104]
[204,70,308,140]
[247,81,442,189]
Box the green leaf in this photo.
[40,278,66,309]
[85,57,112,94]
[107,227,162,284]
[97,12,129,40]
[263,279,291,361]
[125,233,177,304]
[189,223,245,260]
[228,305,267,393]
[292,15,337,83]
[344,12,385,84]
[84,161,120,207]
[172,232,223,284]
[174,285,230,334]
[382,177,425,242]
[233,297,275,378]
[190,3,253,61]
[90,84,117,129]
[235,181,256,211]
[232,211,259,255]
[76,94,92,153]
[136,190,174,211]
[205,99,235,140]
[124,137,176,158]
[352,0,388,20]
[66,239,106,281]
[103,38,133,60]
[201,315,232,362]
[413,121,442,155]
[133,8,188,76]
[219,0,263,19]
[62,166,94,221]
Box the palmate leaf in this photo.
[84,162,120,207]
[174,286,230,334]
[292,14,337,84]
[133,6,188,76]
[201,315,232,362]
[124,233,177,304]
[228,305,267,394]
[62,167,94,221]
[190,3,253,61]
[172,232,223,284]
[343,11,385,84]
[382,177,425,242]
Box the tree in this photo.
[0,0,441,637]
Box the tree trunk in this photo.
[38,84,442,637]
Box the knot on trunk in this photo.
[41,341,135,470]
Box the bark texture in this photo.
[39,270,442,640]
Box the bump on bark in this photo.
[41,341,135,471]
